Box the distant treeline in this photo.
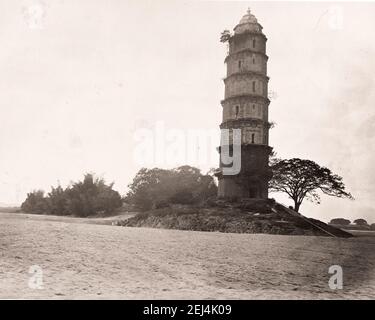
[21,166,217,217]
[329,218,375,231]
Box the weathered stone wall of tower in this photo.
[224,75,268,97]
[226,52,267,75]
[229,34,266,53]
[217,10,272,199]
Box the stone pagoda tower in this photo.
[216,9,272,199]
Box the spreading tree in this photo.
[269,158,353,212]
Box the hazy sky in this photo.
[1,0,374,223]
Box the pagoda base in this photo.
[216,144,272,200]
[217,175,269,199]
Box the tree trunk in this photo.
[294,201,301,213]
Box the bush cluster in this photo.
[21,174,122,217]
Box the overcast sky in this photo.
[0,0,374,223]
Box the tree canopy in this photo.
[269,158,353,212]
[125,166,217,210]
[329,218,351,226]
[21,190,47,214]
[353,218,368,226]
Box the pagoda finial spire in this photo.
[247,7,251,15]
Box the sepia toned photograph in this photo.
[1,0,374,305]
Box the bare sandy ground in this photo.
[1,212,374,299]
[0,211,135,225]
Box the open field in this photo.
[1,212,374,299]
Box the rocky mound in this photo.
[116,199,352,238]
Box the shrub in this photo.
[21,190,48,214]
[21,174,122,217]
[47,185,68,215]
[64,174,122,217]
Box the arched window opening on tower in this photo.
[253,39,256,48]
[238,60,242,69]
[253,57,255,64]
[235,105,239,118]
[251,133,255,144]
[252,81,256,92]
